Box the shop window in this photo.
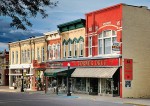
[98,30,117,55]
[75,78,86,91]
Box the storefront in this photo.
[46,56,121,96]
[9,64,33,90]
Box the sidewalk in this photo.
[0,86,150,106]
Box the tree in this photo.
[0,0,58,30]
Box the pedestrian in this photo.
[56,85,58,95]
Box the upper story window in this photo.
[88,36,92,56]
[25,50,27,63]
[48,45,52,59]
[79,40,83,56]
[21,50,23,63]
[74,41,77,57]
[53,45,56,59]
[16,51,18,64]
[37,48,40,61]
[57,44,60,59]
[98,30,117,55]
[32,49,34,61]
[41,47,44,62]
[27,49,30,62]
[68,41,72,57]
[12,51,14,64]
[63,44,66,58]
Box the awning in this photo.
[44,68,76,77]
[71,67,118,78]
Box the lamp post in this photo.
[21,69,24,92]
[67,63,71,96]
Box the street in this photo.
[0,92,134,106]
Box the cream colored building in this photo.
[122,4,150,98]
[58,19,86,59]
[8,36,47,90]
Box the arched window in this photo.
[79,39,83,56]
[48,45,52,59]
[68,41,72,57]
[63,43,66,58]
[98,30,117,55]
[53,44,56,59]
[57,44,60,59]
[74,41,77,57]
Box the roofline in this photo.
[8,35,45,45]
[57,18,85,28]
[85,3,124,15]
[44,30,59,35]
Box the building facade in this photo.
[0,50,9,85]
[9,36,47,91]
[85,3,150,98]
[44,30,61,60]
[45,4,150,98]
[8,3,150,98]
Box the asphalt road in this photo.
[0,92,134,106]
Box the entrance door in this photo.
[89,78,98,95]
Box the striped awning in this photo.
[71,67,118,78]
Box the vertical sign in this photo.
[124,59,133,80]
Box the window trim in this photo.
[98,30,117,56]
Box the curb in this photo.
[124,102,149,106]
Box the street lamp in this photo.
[21,69,24,92]
[67,63,71,96]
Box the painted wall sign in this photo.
[62,58,119,67]
[124,59,133,80]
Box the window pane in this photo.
[112,37,117,44]
[112,31,116,36]
[98,39,102,54]
[99,33,102,38]
[104,38,111,54]
[103,30,111,37]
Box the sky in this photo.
[0,0,150,51]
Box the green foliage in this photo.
[0,0,58,30]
